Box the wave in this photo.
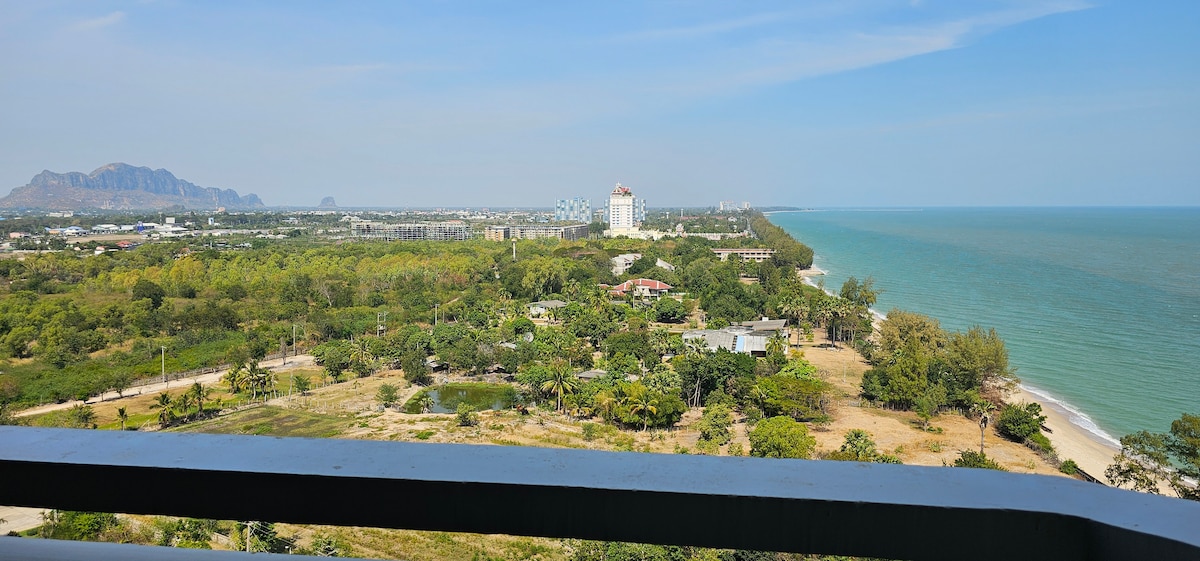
[1021,383,1122,449]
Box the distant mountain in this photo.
[0,163,265,210]
[318,196,337,208]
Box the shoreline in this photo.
[1012,385,1120,482]
[777,217,1121,482]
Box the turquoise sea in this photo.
[768,208,1200,445]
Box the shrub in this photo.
[1026,432,1054,455]
[952,450,1006,471]
[1059,459,1080,475]
[581,422,599,441]
[996,402,1046,442]
[456,403,478,427]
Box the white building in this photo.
[607,183,639,229]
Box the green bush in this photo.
[952,450,1006,471]
[1026,432,1054,454]
[996,402,1046,442]
[1059,459,1080,475]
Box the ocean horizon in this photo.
[768,207,1200,447]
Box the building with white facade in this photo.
[606,182,651,230]
[554,198,591,223]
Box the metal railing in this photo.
[1,426,1198,561]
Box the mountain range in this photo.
[0,163,265,210]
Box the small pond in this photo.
[403,383,518,414]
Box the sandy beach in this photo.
[1011,386,1120,482]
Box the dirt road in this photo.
[14,354,316,419]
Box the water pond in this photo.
[402,383,517,414]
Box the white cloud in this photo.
[71,11,125,31]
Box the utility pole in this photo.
[512,240,516,261]
[161,346,167,385]
[377,310,388,337]
[434,303,439,326]
[292,324,297,358]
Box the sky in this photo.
[0,1,1197,208]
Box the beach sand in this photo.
[1011,386,1120,482]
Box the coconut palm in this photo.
[625,391,659,432]
[150,392,174,427]
[540,364,579,413]
[116,407,128,431]
[224,364,248,394]
[189,382,211,420]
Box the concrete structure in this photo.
[484,225,509,241]
[350,221,470,241]
[606,278,673,299]
[555,198,591,223]
[712,248,776,262]
[611,253,642,275]
[486,224,588,241]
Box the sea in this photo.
[768,207,1200,447]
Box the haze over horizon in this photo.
[1,1,1197,208]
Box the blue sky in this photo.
[0,1,1196,207]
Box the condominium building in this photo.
[554,198,591,223]
[607,183,643,229]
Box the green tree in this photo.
[292,374,311,396]
[995,402,1046,442]
[188,382,211,421]
[456,402,478,427]
[131,279,166,309]
[376,383,399,408]
[1106,413,1200,500]
[695,403,734,446]
[66,404,97,429]
[826,429,902,463]
[116,406,128,431]
[540,363,579,413]
[150,392,174,427]
[748,416,816,459]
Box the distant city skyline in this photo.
[1,1,1197,207]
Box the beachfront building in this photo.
[350,220,470,241]
[711,248,776,262]
[528,300,567,318]
[555,197,591,223]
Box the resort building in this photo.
[554,198,592,223]
[711,248,776,262]
[350,221,470,241]
[528,300,567,318]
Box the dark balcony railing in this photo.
[1,426,1198,561]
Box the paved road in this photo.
[14,354,316,418]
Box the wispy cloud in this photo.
[71,11,125,31]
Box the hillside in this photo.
[0,163,264,210]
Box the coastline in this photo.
[778,217,1122,482]
[1012,385,1119,481]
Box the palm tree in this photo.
[971,400,997,454]
[625,391,659,432]
[116,407,128,431]
[224,364,248,394]
[175,391,195,422]
[594,389,617,422]
[416,392,435,414]
[190,382,211,420]
[540,364,579,413]
[150,392,174,428]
